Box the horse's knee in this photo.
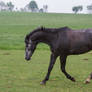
[61,67,65,73]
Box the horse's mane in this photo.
[25,26,70,41]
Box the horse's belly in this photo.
[69,47,91,55]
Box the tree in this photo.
[7,2,14,11]
[87,4,92,14]
[0,1,5,7]
[0,1,7,11]
[27,0,39,12]
[39,8,44,13]
[43,5,48,12]
[72,6,83,14]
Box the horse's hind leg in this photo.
[60,55,76,82]
[85,72,92,84]
[40,53,58,85]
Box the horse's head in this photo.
[25,35,37,61]
[25,27,45,61]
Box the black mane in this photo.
[25,26,70,41]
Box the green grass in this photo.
[0,12,92,50]
[0,12,92,92]
[0,50,92,92]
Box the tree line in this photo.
[0,0,92,14]
[0,1,14,11]
[0,0,48,13]
[72,4,92,14]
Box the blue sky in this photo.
[2,0,92,13]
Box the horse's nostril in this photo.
[25,57,31,61]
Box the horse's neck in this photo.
[35,32,54,46]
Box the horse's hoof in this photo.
[71,77,76,82]
[40,81,46,85]
[84,78,90,84]
[85,80,90,84]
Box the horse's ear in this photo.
[25,34,29,43]
[40,26,45,30]
[26,34,30,40]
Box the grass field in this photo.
[0,50,92,92]
[0,12,92,92]
[0,12,92,50]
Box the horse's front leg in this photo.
[40,53,58,85]
[60,55,76,82]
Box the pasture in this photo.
[0,12,92,92]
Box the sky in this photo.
[1,0,92,13]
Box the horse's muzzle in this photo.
[25,57,31,61]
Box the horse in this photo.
[25,26,92,85]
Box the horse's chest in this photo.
[55,39,70,53]
[51,38,69,54]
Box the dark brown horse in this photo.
[25,26,92,85]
